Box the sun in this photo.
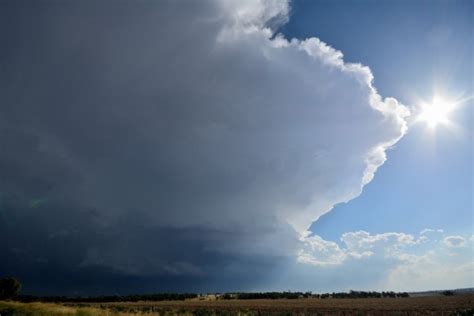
[417,95,454,129]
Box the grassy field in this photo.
[0,300,114,316]
[1,294,473,316]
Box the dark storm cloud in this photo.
[1,201,287,295]
[0,0,407,294]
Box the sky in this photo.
[282,0,473,240]
[0,0,472,295]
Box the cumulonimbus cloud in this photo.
[0,0,410,291]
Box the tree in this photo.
[0,277,21,299]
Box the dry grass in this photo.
[2,294,473,316]
[0,300,161,316]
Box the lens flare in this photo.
[417,95,453,128]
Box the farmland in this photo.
[1,294,473,316]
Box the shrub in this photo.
[0,277,21,299]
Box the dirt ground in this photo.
[73,294,474,315]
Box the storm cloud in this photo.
[0,0,408,294]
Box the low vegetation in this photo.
[2,294,473,316]
[225,290,409,300]
[15,291,411,303]
[17,293,198,303]
[0,301,115,316]
[1,278,473,315]
[0,277,21,300]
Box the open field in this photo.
[2,294,473,316]
[0,301,114,316]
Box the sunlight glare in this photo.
[417,95,454,129]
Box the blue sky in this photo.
[281,0,473,241]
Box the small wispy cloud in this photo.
[443,235,467,248]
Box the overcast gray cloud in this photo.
[0,0,410,294]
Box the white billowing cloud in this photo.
[298,229,474,291]
[299,231,418,266]
[342,231,416,258]
[206,0,408,234]
[443,235,467,248]
[298,233,347,266]
[418,228,444,243]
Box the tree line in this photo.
[3,277,460,302]
[222,290,410,300]
[14,291,410,302]
[318,291,409,299]
[16,293,198,303]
